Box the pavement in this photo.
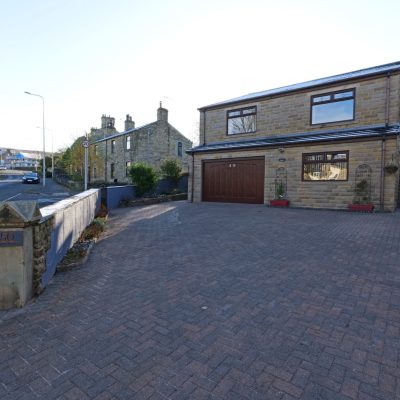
[1,202,400,399]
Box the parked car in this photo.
[22,172,40,184]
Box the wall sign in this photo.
[0,231,24,247]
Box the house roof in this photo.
[91,122,155,144]
[187,124,400,154]
[199,61,400,111]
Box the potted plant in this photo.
[270,181,290,207]
[348,179,374,212]
[384,163,398,175]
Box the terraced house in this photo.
[90,104,192,183]
[187,61,400,211]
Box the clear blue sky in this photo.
[1,0,399,152]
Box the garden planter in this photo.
[270,199,290,207]
[348,204,374,212]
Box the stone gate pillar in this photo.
[0,201,42,309]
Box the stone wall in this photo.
[0,189,101,309]
[101,176,189,209]
[41,189,101,287]
[189,138,399,211]
[33,216,53,295]
[200,72,400,144]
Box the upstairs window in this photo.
[303,151,349,181]
[126,136,131,150]
[177,141,182,157]
[111,140,116,153]
[94,145,98,155]
[311,89,355,125]
[227,106,256,135]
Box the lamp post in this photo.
[37,127,54,179]
[25,91,46,187]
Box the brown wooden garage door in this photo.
[202,157,265,204]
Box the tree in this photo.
[159,159,182,183]
[129,163,157,197]
[56,137,85,179]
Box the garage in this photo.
[202,157,265,204]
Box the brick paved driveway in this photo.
[1,202,400,399]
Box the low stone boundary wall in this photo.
[101,185,136,210]
[40,190,100,287]
[0,189,100,309]
[101,176,189,209]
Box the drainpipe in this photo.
[385,72,391,127]
[191,153,194,202]
[203,111,207,146]
[380,73,391,211]
[104,139,107,182]
[380,137,386,211]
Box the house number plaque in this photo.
[0,231,24,247]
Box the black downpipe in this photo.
[191,153,194,202]
[380,73,391,210]
[203,111,206,146]
[380,137,386,211]
[104,139,107,182]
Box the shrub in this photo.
[129,162,157,197]
[79,218,105,241]
[159,159,182,183]
[275,181,285,199]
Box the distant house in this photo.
[4,149,47,170]
[89,104,192,183]
[187,61,400,211]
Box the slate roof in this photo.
[187,125,400,154]
[199,61,400,111]
[91,122,155,144]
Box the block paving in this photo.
[1,202,400,399]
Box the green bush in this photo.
[159,159,182,183]
[129,162,157,197]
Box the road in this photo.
[0,174,79,207]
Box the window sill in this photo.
[310,119,356,128]
[226,131,257,136]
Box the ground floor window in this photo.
[110,163,115,179]
[126,161,131,176]
[177,141,182,157]
[302,151,348,181]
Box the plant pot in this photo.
[348,203,374,213]
[270,199,290,207]
[384,165,398,175]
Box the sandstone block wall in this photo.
[200,73,400,144]
[189,138,399,211]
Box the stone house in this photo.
[90,105,192,183]
[187,61,400,211]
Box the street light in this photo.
[24,91,46,187]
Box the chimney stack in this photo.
[101,114,115,129]
[157,101,168,122]
[125,114,135,131]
